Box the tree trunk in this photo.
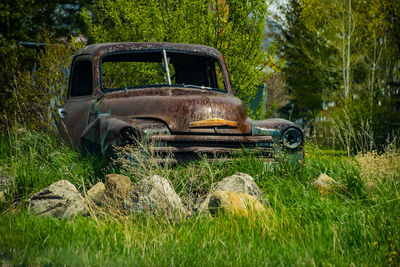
[346,0,351,99]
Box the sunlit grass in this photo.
[0,128,399,266]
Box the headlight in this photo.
[119,126,142,146]
[281,127,303,149]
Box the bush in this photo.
[0,42,80,132]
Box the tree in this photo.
[298,0,400,106]
[281,0,400,148]
[82,0,273,99]
[0,0,92,111]
[0,0,92,49]
[277,0,341,121]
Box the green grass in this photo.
[0,128,106,207]
[0,129,399,266]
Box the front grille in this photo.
[146,134,275,162]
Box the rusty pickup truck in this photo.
[58,42,303,163]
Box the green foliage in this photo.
[279,0,340,120]
[0,44,77,131]
[280,0,400,148]
[0,1,92,110]
[0,0,91,53]
[298,0,398,100]
[82,0,271,99]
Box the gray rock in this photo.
[124,175,186,217]
[87,182,106,205]
[29,180,88,218]
[63,198,88,218]
[196,172,265,214]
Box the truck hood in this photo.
[96,87,252,134]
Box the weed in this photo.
[355,146,400,190]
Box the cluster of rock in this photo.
[27,172,343,219]
[28,172,267,219]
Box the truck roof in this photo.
[76,42,223,59]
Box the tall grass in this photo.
[0,128,106,210]
[0,128,399,266]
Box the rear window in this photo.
[70,59,93,97]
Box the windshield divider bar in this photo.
[162,49,171,85]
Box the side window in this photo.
[214,62,226,91]
[207,61,226,91]
[70,59,93,97]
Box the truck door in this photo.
[58,56,94,148]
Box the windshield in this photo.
[100,50,227,92]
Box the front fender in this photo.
[252,118,304,159]
[81,116,170,156]
[252,118,298,137]
[81,116,132,155]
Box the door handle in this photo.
[58,108,67,119]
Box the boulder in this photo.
[124,175,186,217]
[87,182,106,205]
[208,190,265,216]
[105,174,132,200]
[29,180,88,218]
[196,172,265,213]
[311,174,343,195]
[63,198,88,218]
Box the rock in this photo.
[29,180,88,218]
[208,190,265,216]
[311,174,343,195]
[124,175,186,217]
[196,172,265,213]
[0,175,14,202]
[63,198,88,218]
[105,174,132,200]
[87,182,106,205]
[0,175,14,189]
